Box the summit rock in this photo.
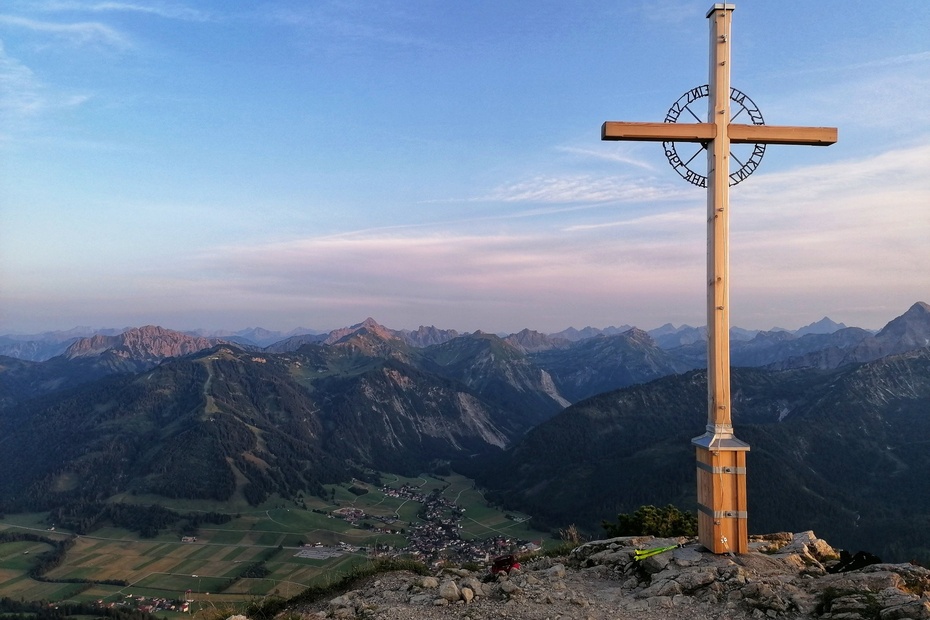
[288,531,930,620]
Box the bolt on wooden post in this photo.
[601,3,836,554]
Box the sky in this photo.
[1,1,928,336]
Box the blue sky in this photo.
[1,1,928,335]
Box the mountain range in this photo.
[0,303,928,563]
[0,315,855,363]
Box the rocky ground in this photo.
[276,531,930,620]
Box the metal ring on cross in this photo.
[662,85,766,187]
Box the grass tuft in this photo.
[244,557,428,620]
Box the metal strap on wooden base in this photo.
[696,462,746,475]
[697,504,748,519]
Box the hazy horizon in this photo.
[3,303,918,340]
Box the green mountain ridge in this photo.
[0,330,570,511]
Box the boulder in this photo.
[545,563,566,579]
[640,551,672,574]
[438,579,460,602]
[499,579,522,596]
[459,576,484,596]
[675,567,718,592]
[418,576,439,589]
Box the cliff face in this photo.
[529,328,695,402]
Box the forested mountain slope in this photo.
[463,348,930,563]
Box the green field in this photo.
[0,472,554,611]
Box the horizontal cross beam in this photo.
[728,124,837,145]
[601,122,714,142]
[601,121,837,146]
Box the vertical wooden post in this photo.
[691,2,750,555]
[707,3,732,419]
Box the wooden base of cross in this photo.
[693,435,749,554]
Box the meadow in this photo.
[0,472,551,613]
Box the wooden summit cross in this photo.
[601,3,836,555]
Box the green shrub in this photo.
[602,504,697,538]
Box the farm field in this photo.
[0,472,553,611]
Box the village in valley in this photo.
[304,482,539,567]
[377,484,537,564]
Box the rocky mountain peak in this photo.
[462,329,504,342]
[549,324,635,342]
[401,325,460,347]
[64,325,218,361]
[648,323,682,337]
[897,301,930,323]
[324,317,399,345]
[873,301,930,349]
[622,326,654,344]
[503,329,570,353]
[795,316,848,337]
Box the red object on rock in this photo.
[490,554,521,575]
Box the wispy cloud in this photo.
[191,227,703,314]
[760,50,930,131]
[638,0,703,24]
[265,3,442,54]
[0,14,130,48]
[768,50,930,79]
[556,145,656,170]
[479,174,686,204]
[0,42,92,124]
[734,142,930,210]
[849,50,930,71]
[0,43,44,117]
[419,170,688,210]
[806,68,930,131]
[34,1,211,21]
[564,208,698,232]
